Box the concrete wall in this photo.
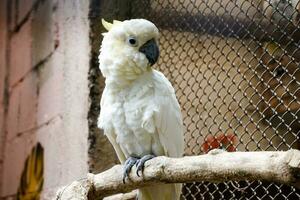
[0,0,90,198]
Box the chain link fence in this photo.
[129,0,300,199]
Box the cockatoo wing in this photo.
[98,87,127,164]
[153,70,184,158]
[105,128,127,164]
[138,70,184,200]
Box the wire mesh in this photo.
[129,0,300,199]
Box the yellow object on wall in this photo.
[17,143,44,200]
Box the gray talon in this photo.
[123,157,138,183]
[136,154,155,177]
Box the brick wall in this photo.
[0,0,91,198]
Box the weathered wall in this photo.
[0,0,8,195]
[0,0,90,199]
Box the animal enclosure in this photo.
[95,0,300,199]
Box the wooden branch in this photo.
[56,150,300,200]
[102,190,137,200]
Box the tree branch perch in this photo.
[56,150,300,200]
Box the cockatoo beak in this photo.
[139,39,159,66]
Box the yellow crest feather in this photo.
[113,20,122,24]
[102,19,113,31]
[102,19,122,32]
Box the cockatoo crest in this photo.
[101,19,122,33]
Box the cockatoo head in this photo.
[99,19,159,84]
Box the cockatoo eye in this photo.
[128,36,138,47]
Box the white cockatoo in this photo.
[98,18,184,200]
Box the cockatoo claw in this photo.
[123,156,138,184]
[136,154,155,177]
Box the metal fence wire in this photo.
[121,0,300,199]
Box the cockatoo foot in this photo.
[136,154,155,177]
[123,156,139,183]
